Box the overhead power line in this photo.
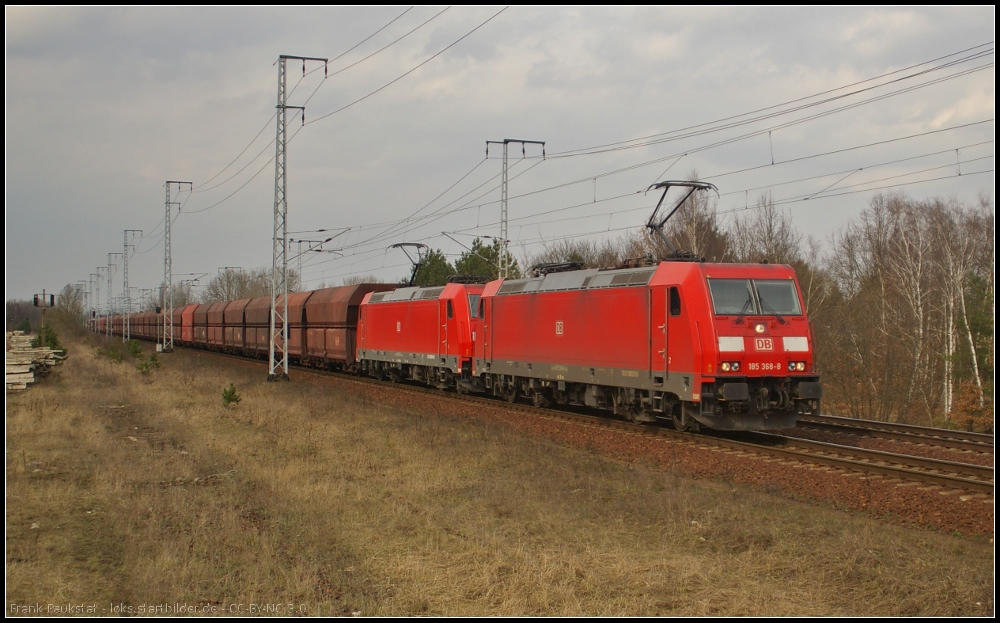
[305,7,510,126]
[179,8,509,216]
[549,42,993,158]
[192,7,417,193]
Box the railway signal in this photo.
[33,289,55,338]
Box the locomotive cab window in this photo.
[753,280,801,316]
[708,279,755,315]
[468,294,481,318]
[447,300,453,319]
[669,287,682,316]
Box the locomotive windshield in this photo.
[754,280,802,316]
[707,279,755,315]
[708,279,802,317]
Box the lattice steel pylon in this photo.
[123,229,141,342]
[95,266,105,333]
[268,54,326,381]
[89,272,100,331]
[163,181,191,352]
[107,253,121,337]
[486,139,545,278]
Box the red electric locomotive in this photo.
[473,260,820,430]
[470,181,821,430]
[357,281,484,389]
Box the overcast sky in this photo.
[5,6,995,305]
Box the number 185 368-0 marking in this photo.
[747,361,782,371]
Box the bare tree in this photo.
[341,275,389,286]
[525,237,631,270]
[728,192,802,265]
[886,196,936,414]
[824,194,905,422]
[199,267,301,303]
[6,300,43,332]
[57,283,86,323]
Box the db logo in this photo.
[754,337,773,351]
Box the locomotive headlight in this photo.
[731,361,740,372]
[796,362,806,372]
[754,323,766,334]
[721,362,731,372]
[788,361,795,371]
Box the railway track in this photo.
[184,347,997,498]
[730,431,994,494]
[795,413,994,454]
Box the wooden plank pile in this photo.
[6,331,65,391]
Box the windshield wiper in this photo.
[734,298,754,324]
[758,297,786,324]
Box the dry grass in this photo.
[6,330,994,616]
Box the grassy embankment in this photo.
[6,329,994,616]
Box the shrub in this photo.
[31,325,64,354]
[949,382,994,433]
[222,383,241,407]
[126,340,143,358]
[96,341,126,364]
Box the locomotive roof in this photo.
[493,261,797,296]
[366,282,482,304]
[495,265,658,295]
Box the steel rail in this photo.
[748,432,993,481]
[798,414,994,452]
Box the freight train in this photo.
[100,182,821,431]
[100,260,821,431]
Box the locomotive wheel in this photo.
[531,391,548,408]
[504,382,518,403]
[672,410,689,432]
[456,379,466,395]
